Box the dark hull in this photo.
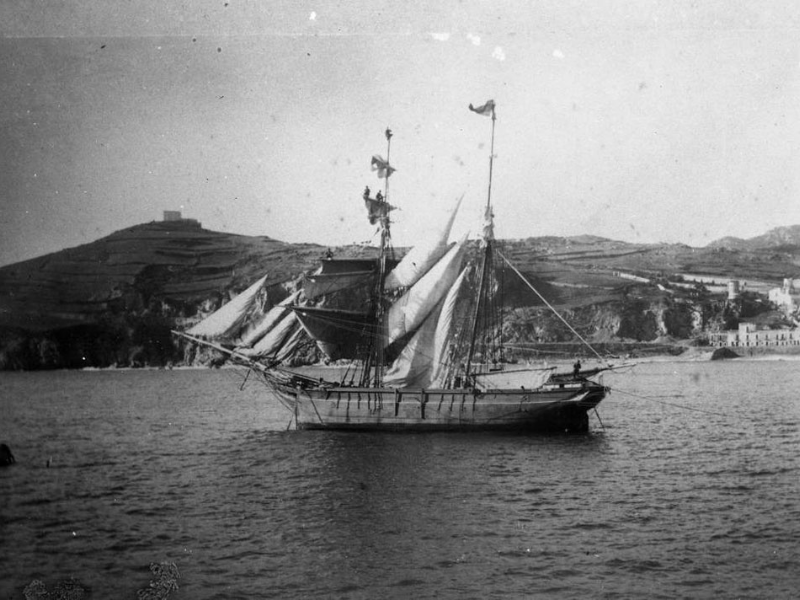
[270,380,606,433]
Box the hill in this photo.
[1,220,799,369]
[0,220,369,368]
[707,225,800,251]
[0,220,328,331]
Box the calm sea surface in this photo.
[1,360,799,599]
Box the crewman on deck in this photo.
[573,359,582,378]
[376,190,383,202]
[363,186,370,200]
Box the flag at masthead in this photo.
[469,99,497,239]
[468,99,496,118]
[370,155,395,179]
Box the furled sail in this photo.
[384,195,464,291]
[303,271,375,300]
[364,198,396,225]
[187,274,268,341]
[384,235,468,348]
[317,259,381,275]
[303,258,381,300]
[473,368,555,390]
[482,204,494,244]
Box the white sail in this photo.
[187,275,268,340]
[384,195,463,291]
[238,291,301,348]
[273,320,308,363]
[383,301,443,388]
[430,268,468,387]
[239,311,299,358]
[384,235,467,348]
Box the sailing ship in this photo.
[175,102,613,432]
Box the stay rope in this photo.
[497,251,608,365]
[610,386,725,416]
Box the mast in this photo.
[362,128,394,387]
[465,101,497,383]
[384,128,392,207]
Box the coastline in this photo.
[4,343,800,374]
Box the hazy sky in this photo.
[1,1,799,266]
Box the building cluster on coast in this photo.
[709,322,800,349]
[613,270,800,349]
[709,278,800,349]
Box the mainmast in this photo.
[465,100,497,383]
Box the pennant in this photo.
[371,155,396,179]
[468,99,496,117]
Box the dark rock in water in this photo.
[0,443,15,466]
[137,561,180,599]
[23,577,88,600]
[711,347,740,361]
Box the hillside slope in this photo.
[0,220,365,369]
[707,225,800,251]
[0,220,330,331]
[1,221,799,369]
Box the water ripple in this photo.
[2,363,800,598]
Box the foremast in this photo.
[362,128,395,387]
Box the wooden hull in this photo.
[270,381,606,433]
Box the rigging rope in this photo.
[611,387,726,416]
[497,250,609,366]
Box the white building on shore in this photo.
[709,322,800,348]
[768,278,800,315]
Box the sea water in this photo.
[1,360,799,599]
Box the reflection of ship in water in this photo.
[175,102,618,432]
